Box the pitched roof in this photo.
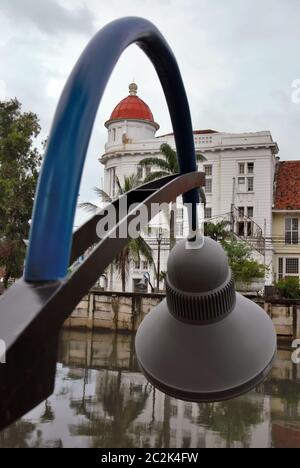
[275,161,300,210]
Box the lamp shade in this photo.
[135,237,277,402]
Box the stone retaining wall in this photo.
[64,289,164,332]
[65,290,300,338]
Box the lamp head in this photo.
[135,237,276,402]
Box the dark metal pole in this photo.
[157,241,161,291]
[156,228,162,291]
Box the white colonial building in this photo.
[99,83,279,291]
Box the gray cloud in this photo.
[0,0,94,36]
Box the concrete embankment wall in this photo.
[64,289,300,339]
[64,289,164,333]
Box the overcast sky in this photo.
[1,0,300,226]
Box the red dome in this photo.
[108,83,156,124]
[110,95,154,122]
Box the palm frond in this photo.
[93,186,112,203]
[114,247,130,274]
[139,157,171,172]
[160,143,179,173]
[123,174,140,192]
[196,152,207,162]
[115,174,140,195]
[78,202,98,213]
[143,171,170,183]
[134,236,154,264]
[115,176,123,195]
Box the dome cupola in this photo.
[105,83,159,130]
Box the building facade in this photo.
[273,161,300,282]
[99,83,279,291]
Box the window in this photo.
[112,128,116,141]
[285,218,299,245]
[247,177,254,192]
[278,258,283,280]
[247,221,253,237]
[170,404,178,417]
[237,222,245,237]
[204,165,212,195]
[145,166,151,177]
[184,404,192,418]
[204,207,212,219]
[142,261,148,270]
[238,177,245,189]
[247,162,254,174]
[137,166,143,180]
[286,258,299,275]
[134,260,140,270]
[278,257,299,279]
[204,165,212,176]
[238,207,244,217]
[205,178,212,193]
[238,163,245,175]
[110,167,116,197]
[247,206,254,218]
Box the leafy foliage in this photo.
[0,99,41,286]
[204,220,231,242]
[139,143,206,250]
[222,239,265,284]
[79,175,154,292]
[139,143,206,204]
[275,277,300,299]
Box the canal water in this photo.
[0,329,300,448]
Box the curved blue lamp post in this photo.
[24,16,199,282]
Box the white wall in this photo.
[100,124,279,290]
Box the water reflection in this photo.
[0,329,300,448]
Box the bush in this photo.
[275,277,300,299]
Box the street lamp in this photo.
[156,227,163,291]
[137,272,154,293]
[136,234,277,402]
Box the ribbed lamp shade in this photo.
[135,237,277,402]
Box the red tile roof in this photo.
[275,161,300,209]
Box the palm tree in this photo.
[139,143,206,250]
[79,175,154,292]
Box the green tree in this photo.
[69,369,151,448]
[198,398,263,448]
[275,277,300,299]
[139,143,206,250]
[79,174,154,292]
[0,99,41,287]
[204,220,231,242]
[222,239,265,284]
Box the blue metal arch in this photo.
[24,16,199,281]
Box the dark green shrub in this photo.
[275,277,300,299]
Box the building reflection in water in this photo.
[0,329,299,448]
